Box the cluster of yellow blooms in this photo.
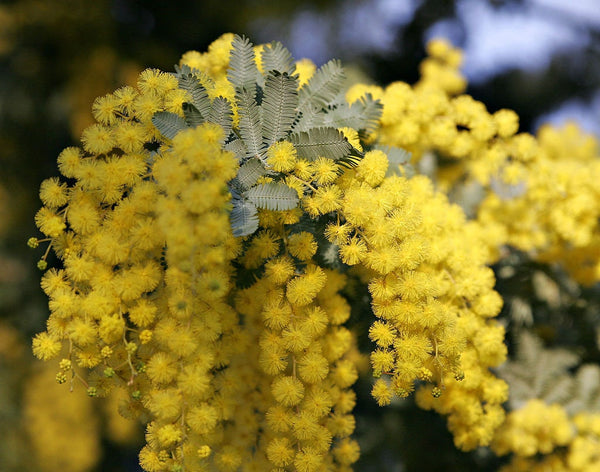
[493,400,600,472]
[348,39,600,286]
[329,163,508,450]
[31,50,244,470]
[481,123,600,285]
[30,33,600,471]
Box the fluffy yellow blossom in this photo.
[355,150,388,187]
[267,140,297,172]
[32,41,243,468]
[272,376,305,407]
[288,231,318,260]
[32,332,62,361]
[266,437,295,466]
[286,265,327,306]
[295,58,317,86]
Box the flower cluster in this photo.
[479,123,600,285]
[348,39,600,286]
[227,262,361,471]
[332,164,507,449]
[32,55,242,470]
[31,32,600,471]
[495,401,600,472]
[492,399,574,457]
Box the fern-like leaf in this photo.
[236,158,267,190]
[237,89,265,159]
[244,182,299,211]
[175,64,215,99]
[297,59,345,114]
[543,376,576,406]
[207,97,233,138]
[183,103,204,128]
[230,198,259,237]
[289,127,352,161]
[178,74,211,118]
[563,364,600,414]
[224,139,247,161]
[291,104,321,132]
[261,41,296,75]
[497,331,580,410]
[228,34,259,93]
[323,93,382,132]
[174,63,192,77]
[261,71,299,146]
[152,111,188,139]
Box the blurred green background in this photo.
[0,1,598,471]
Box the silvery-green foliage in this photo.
[498,331,600,413]
[261,71,299,146]
[236,88,265,159]
[207,98,233,137]
[236,158,268,190]
[229,194,259,238]
[153,34,383,237]
[152,112,188,140]
[375,145,412,177]
[562,364,600,414]
[244,182,299,211]
[176,66,212,118]
[227,35,260,94]
[289,127,353,161]
[261,41,296,76]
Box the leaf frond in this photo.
[228,34,260,93]
[237,88,265,159]
[183,103,204,128]
[261,41,296,75]
[207,97,233,138]
[175,64,215,94]
[236,158,267,190]
[288,127,352,161]
[291,105,321,132]
[152,112,188,139]
[297,59,345,115]
[261,71,299,146]
[323,93,382,132]
[243,182,299,211]
[376,145,413,177]
[230,197,259,237]
[224,138,247,161]
[497,331,581,410]
[178,74,212,118]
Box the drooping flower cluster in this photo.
[332,164,508,449]
[31,55,243,470]
[349,40,600,455]
[31,31,600,471]
[227,256,361,470]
